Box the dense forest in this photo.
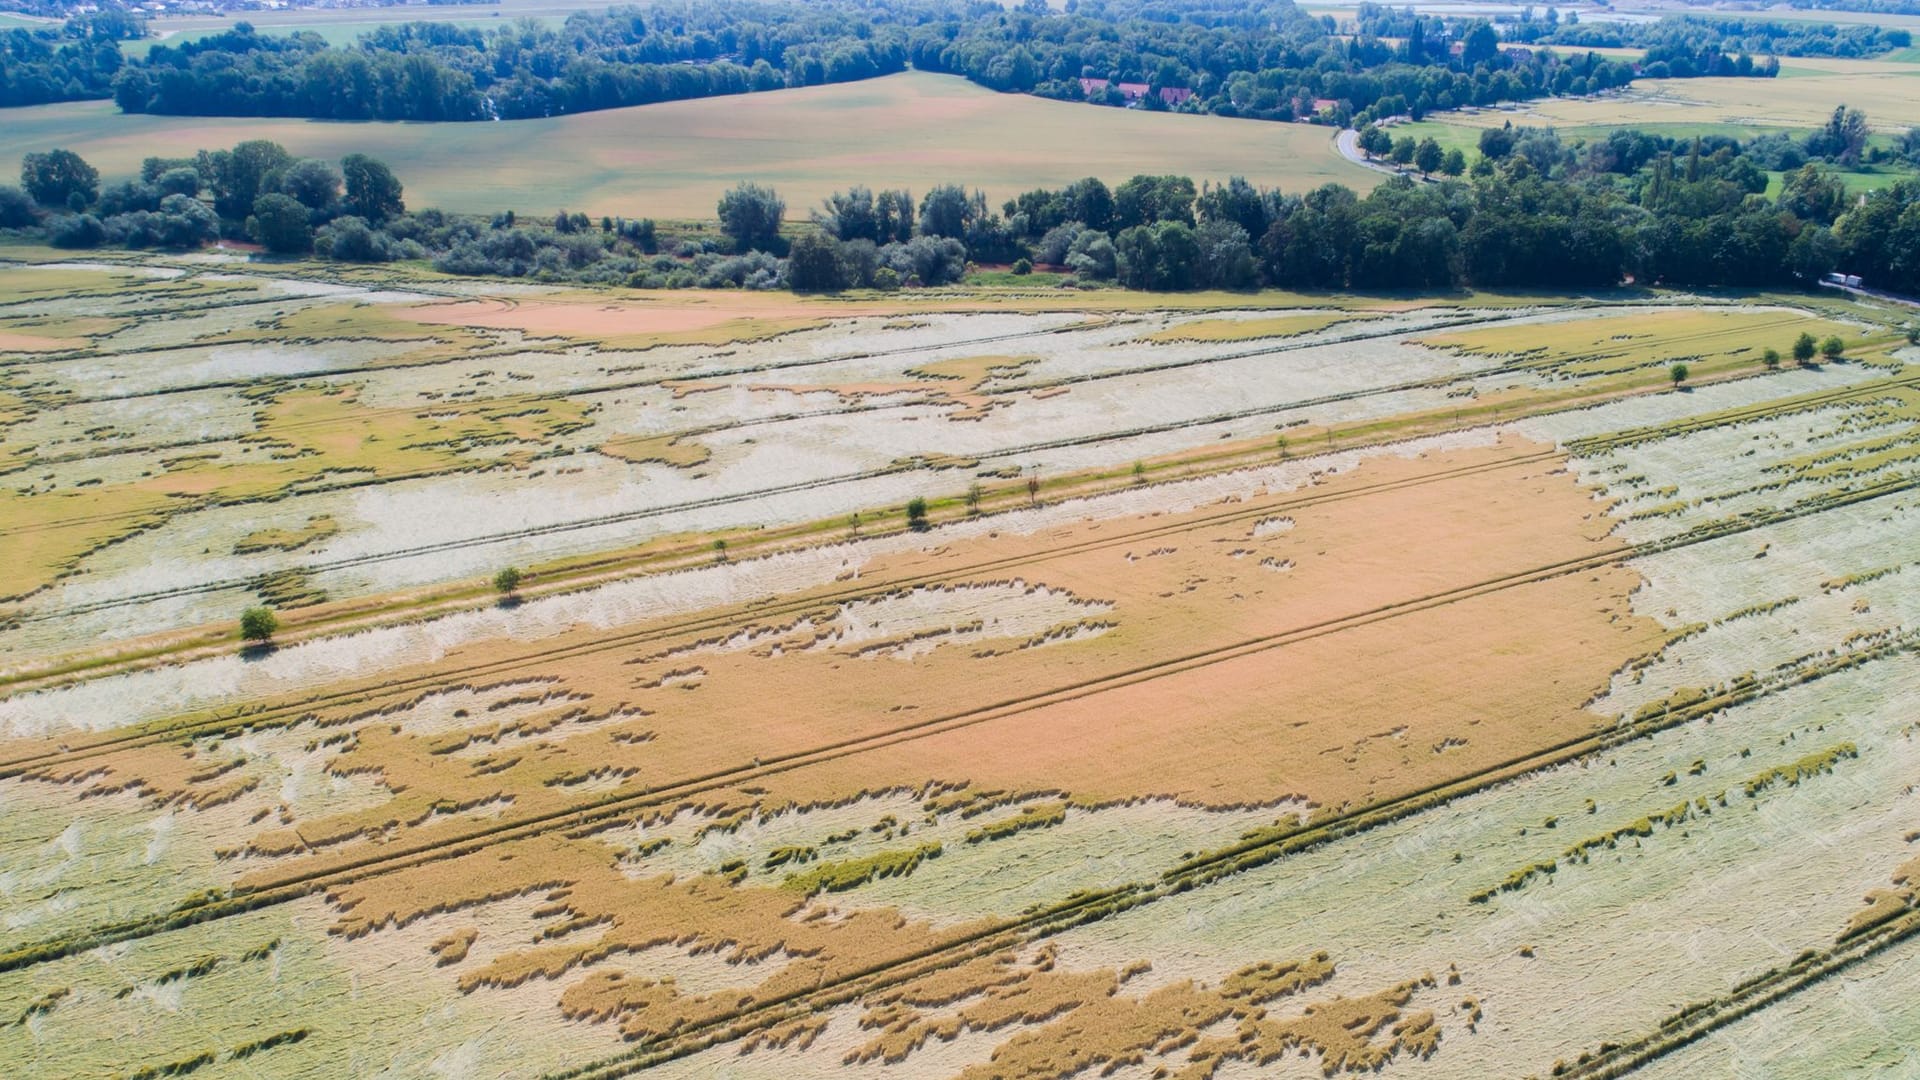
[0,0,1904,121]
[0,9,142,107]
[8,106,1920,299]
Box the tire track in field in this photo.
[0,299,1809,598]
[5,356,1901,752]
[0,445,1567,770]
[0,302,1814,524]
[0,314,1534,619]
[1553,899,1920,1078]
[13,295,1770,468]
[3,329,1890,629]
[11,290,1526,472]
[0,520,1634,975]
[5,440,1916,976]
[544,617,1920,1079]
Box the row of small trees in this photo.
[1669,331,1850,388]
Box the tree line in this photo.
[0,9,140,108]
[9,118,1920,298]
[1529,10,1910,59]
[108,2,909,121]
[6,0,1899,127]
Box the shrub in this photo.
[1011,257,1032,275]
[787,229,847,291]
[1064,231,1117,280]
[906,496,929,530]
[879,236,966,286]
[316,216,406,262]
[1035,221,1085,265]
[48,213,105,248]
[240,606,278,643]
[0,185,37,228]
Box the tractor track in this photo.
[6,434,1919,979]
[0,312,1844,626]
[0,443,1568,772]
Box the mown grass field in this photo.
[0,71,1378,219]
[2,248,1918,1079]
[1432,60,1920,133]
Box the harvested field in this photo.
[1417,62,1920,133]
[3,250,1917,1078]
[0,72,1378,218]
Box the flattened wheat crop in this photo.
[5,257,1917,1078]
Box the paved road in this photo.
[1334,128,1403,177]
[1822,280,1920,312]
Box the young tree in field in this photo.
[1793,332,1819,365]
[21,149,98,208]
[1821,335,1846,360]
[248,193,313,253]
[1669,362,1689,387]
[1763,347,1781,370]
[493,566,522,596]
[966,481,983,512]
[1440,148,1467,177]
[906,496,929,530]
[240,605,278,645]
[717,182,785,252]
[1389,136,1416,167]
[341,154,404,223]
[1413,137,1443,177]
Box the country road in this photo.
[1334,127,1404,176]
